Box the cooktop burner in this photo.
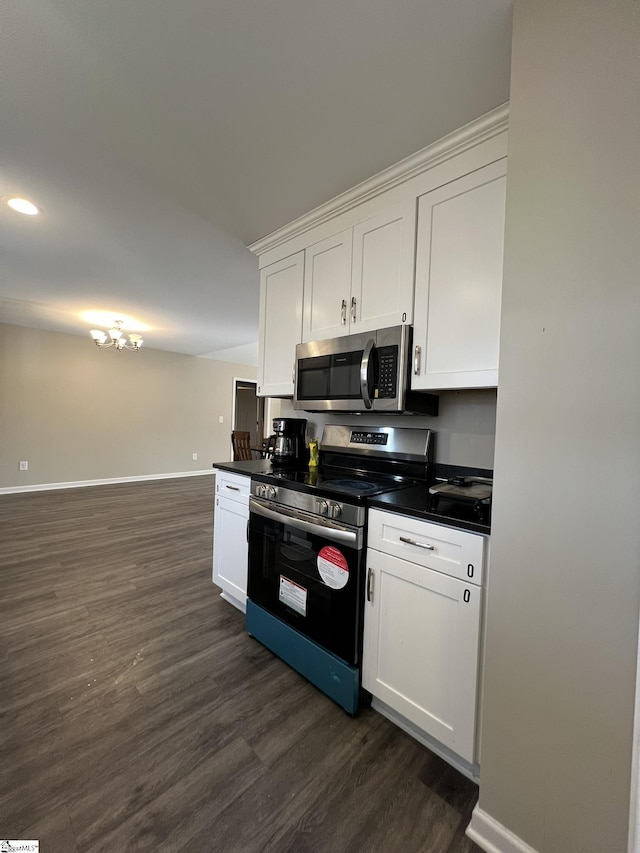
[321,479,384,495]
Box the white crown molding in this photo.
[466,806,540,853]
[0,469,214,495]
[249,102,509,257]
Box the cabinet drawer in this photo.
[214,470,250,505]
[367,508,484,585]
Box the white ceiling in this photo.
[0,0,512,360]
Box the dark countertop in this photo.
[369,485,491,536]
[213,460,491,535]
[212,459,274,476]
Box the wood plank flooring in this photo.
[1,476,481,852]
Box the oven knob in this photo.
[316,499,329,515]
[267,486,277,500]
[329,503,342,519]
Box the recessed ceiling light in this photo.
[7,198,40,215]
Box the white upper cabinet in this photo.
[251,106,509,391]
[302,202,416,343]
[257,251,304,397]
[351,202,416,334]
[302,229,353,341]
[412,159,507,390]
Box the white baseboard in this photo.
[0,469,215,495]
[467,805,539,853]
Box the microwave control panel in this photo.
[376,345,398,398]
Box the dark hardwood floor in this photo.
[1,476,480,852]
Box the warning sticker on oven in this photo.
[317,546,349,589]
[279,576,307,616]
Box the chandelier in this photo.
[89,320,143,352]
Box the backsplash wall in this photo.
[275,389,497,470]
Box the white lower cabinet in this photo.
[212,470,250,612]
[363,509,485,767]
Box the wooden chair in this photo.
[231,430,253,461]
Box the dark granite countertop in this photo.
[369,485,491,536]
[212,459,275,476]
[213,460,491,535]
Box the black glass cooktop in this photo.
[252,465,415,500]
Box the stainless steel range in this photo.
[246,424,434,714]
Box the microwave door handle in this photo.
[360,338,375,410]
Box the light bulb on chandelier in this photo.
[89,320,143,352]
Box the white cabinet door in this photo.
[302,229,352,342]
[351,202,416,334]
[368,508,484,586]
[362,546,482,764]
[301,205,415,343]
[212,471,249,612]
[257,251,304,397]
[413,159,506,390]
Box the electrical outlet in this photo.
[19,460,28,471]
[192,452,198,461]
[218,416,224,424]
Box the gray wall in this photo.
[476,2,640,851]
[276,389,497,470]
[0,324,256,488]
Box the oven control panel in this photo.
[316,499,343,519]
[350,431,389,446]
[250,481,365,528]
[255,483,278,500]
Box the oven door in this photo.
[248,497,365,665]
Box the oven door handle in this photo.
[250,498,360,546]
[360,338,375,410]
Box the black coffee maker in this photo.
[271,418,309,468]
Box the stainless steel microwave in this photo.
[293,325,439,415]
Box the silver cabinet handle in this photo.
[414,345,421,375]
[399,535,434,551]
[367,567,374,602]
[341,299,347,324]
[351,296,357,322]
[225,484,240,491]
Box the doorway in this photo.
[232,378,264,454]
